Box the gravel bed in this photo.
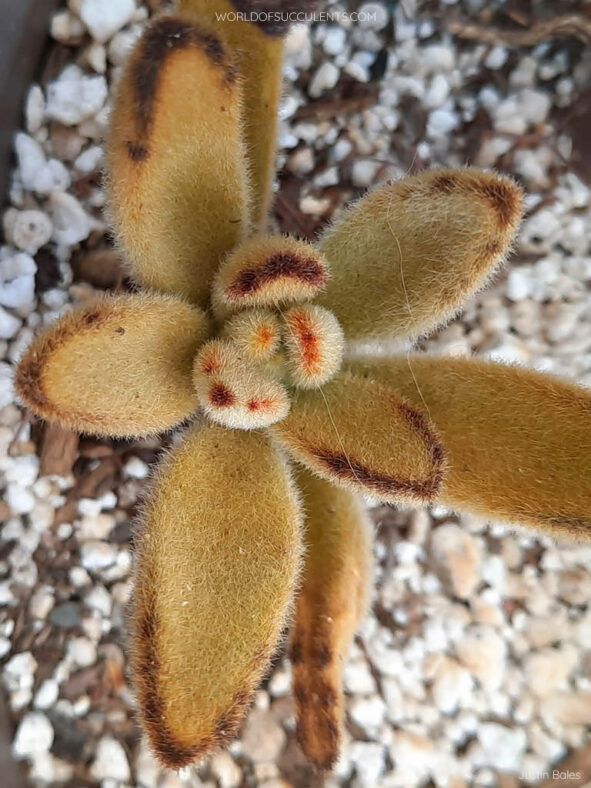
[1,1,590,786]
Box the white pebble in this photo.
[12,210,53,255]
[5,455,39,486]
[50,192,91,246]
[15,134,49,194]
[507,267,532,301]
[67,637,97,668]
[70,566,91,587]
[29,588,55,619]
[124,456,149,479]
[5,484,36,515]
[0,276,35,309]
[4,652,37,691]
[85,585,113,617]
[485,46,508,70]
[210,751,242,788]
[431,524,481,600]
[308,62,340,98]
[344,60,369,83]
[80,0,136,43]
[424,73,450,109]
[350,695,387,734]
[323,26,347,56]
[349,742,385,787]
[478,723,526,771]
[34,680,59,710]
[51,10,85,43]
[84,41,107,73]
[0,310,21,340]
[422,44,454,73]
[456,626,507,691]
[519,87,551,125]
[343,659,376,694]
[1,252,36,281]
[108,26,143,66]
[46,65,108,126]
[13,713,54,758]
[431,657,473,714]
[358,2,389,30]
[25,86,45,133]
[80,541,118,570]
[74,145,103,173]
[427,107,459,138]
[90,736,131,782]
[352,160,381,188]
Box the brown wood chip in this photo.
[54,458,120,525]
[39,422,79,478]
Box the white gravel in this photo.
[1,0,590,786]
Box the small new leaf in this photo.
[193,339,290,429]
[283,304,344,389]
[213,235,330,315]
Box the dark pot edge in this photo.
[0,0,63,215]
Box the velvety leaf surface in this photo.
[177,0,285,230]
[15,293,207,437]
[352,356,591,537]
[290,469,373,771]
[106,13,251,307]
[132,423,303,768]
[317,168,523,342]
[271,372,447,504]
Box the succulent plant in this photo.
[15,0,591,774]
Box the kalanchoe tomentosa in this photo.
[15,0,591,774]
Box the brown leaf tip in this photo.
[130,15,234,143]
[293,677,341,771]
[247,397,275,412]
[14,302,110,423]
[133,602,204,770]
[214,237,330,314]
[429,172,461,194]
[478,177,523,230]
[126,140,149,163]
[209,383,236,408]
[426,169,523,232]
[134,601,249,771]
[308,398,446,501]
[225,251,328,301]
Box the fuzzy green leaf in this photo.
[317,168,523,342]
[132,423,303,768]
[290,468,372,770]
[177,0,285,230]
[352,356,591,537]
[106,13,251,307]
[15,294,207,438]
[271,371,447,504]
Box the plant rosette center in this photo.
[192,235,344,430]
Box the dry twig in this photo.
[448,14,591,47]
